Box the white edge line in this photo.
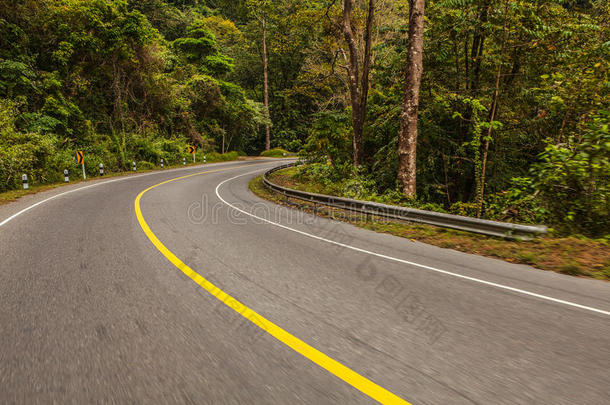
[215,168,610,317]
[0,160,279,228]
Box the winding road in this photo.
[1,159,608,404]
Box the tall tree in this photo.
[397,0,425,197]
[341,0,375,166]
[246,0,272,150]
[262,12,271,150]
[476,0,510,218]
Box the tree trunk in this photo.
[358,0,375,165]
[262,13,271,151]
[397,0,426,198]
[342,0,375,167]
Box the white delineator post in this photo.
[183,157,186,165]
[81,162,86,180]
[99,163,104,176]
[64,169,69,183]
[132,161,136,171]
[203,155,207,164]
[161,158,164,168]
[22,174,29,190]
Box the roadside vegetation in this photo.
[260,148,296,158]
[250,174,610,281]
[271,163,610,239]
[0,151,242,205]
[0,1,268,195]
[1,1,607,255]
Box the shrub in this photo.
[505,111,609,236]
[302,111,351,166]
[207,151,239,162]
[138,161,155,170]
[0,100,230,191]
[260,148,294,158]
[0,128,60,191]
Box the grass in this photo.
[249,174,610,281]
[0,153,243,206]
[260,148,297,158]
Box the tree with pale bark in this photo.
[397,0,426,197]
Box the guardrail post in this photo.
[64,169,69,183]
[363,205,370,223]
[99,163,104,176]
[22,174,29,190]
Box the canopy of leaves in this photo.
[0,0,607,237]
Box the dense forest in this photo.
[0,0,608,236]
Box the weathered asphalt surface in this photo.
[0,159,608,404]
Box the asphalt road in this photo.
[1,159,608,404]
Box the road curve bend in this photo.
[1,159,608,404]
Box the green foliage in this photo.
[303,111,352,166]
[174,28,217,62]
[0,0,261,193]
[508,111,610,236]
[482,180,550,225]
[1,0,609,239]
[260,148,294,157]
[0,59,35,97]
[173,20,235,75]
[293,163,447,211]
[205,151,239,162]
[293,0,609,237]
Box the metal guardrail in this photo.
[263,163,548,240]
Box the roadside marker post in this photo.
[161,158,164,168]
[75,150,86,180]
[22,174,29,190]
[132,161,137,172]
[99,163,104,176]
[183,157,186,165]
[203,155,207,164]
[64,170,69,183]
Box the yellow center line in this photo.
[134,164,412,405]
